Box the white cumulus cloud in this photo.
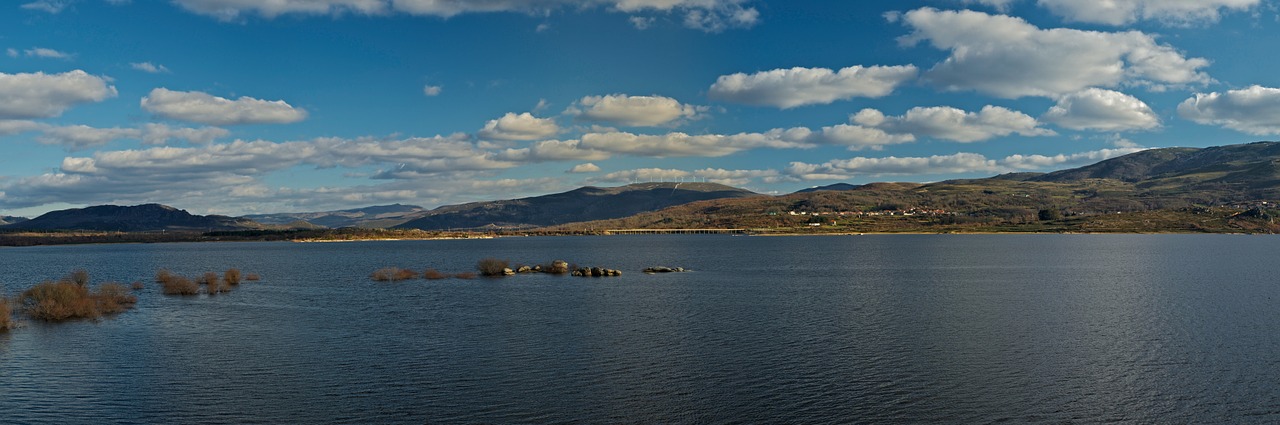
[568,94,706,127]
[709,65,918,109]
[568,163,602,173]
[423,85,442,96]
[1043,88,1160,131]
[0,70,118,119]
[1178,85,1280,135]
[140,88,308,125]
[477,112,560,141]
[899,7,1211,98]
[1037,0,1259,25]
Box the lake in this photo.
[1,234,1278,423]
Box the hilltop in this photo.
[0,204,265,232]
[396,182,760,230]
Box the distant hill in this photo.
[795,183,861,193]
[1,204,264,232]
[396,182,760,230]
[244,204,426,228]
[1030,141,1280,201]
[0,216,27,226]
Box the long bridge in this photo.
[603,228,747,235]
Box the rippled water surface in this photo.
[2,235,1279,423]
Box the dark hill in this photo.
[0,216,28,226]
[1,204,262,232]
[244,204,426,228]
[396,182,759,230]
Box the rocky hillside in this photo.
[396,182,760,230]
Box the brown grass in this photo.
[371,267,417,281]
[19,280,137,321]
[224,269,242,285]
[156,269,175,283]
[158,273,199,296]
[454,272,477,280]
[476,258,510,276]
[423,268,448,280]
[130,281,145,290]
[245,273,261,281]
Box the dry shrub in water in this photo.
[0,298,12,331]
[245,273,261,281]
[423,268,448,280]
[476,258,509,277]
[19,280,137,321]
[130,281,145,290]
[454,272,477,280]
[94,283,138,314]
[67,269,90,286]
[371,267,417,282]
[224,269,242,286]
[197,272,219,286]
[156,269,175,283]
[158,273,199,296]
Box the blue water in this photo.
[1,235,1278,423]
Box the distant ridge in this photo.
[396,182,760,230]
[795,183,861,193]
[1,204,263,232]
[0,216,27,226]
[244,204,426,228]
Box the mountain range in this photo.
[4,141,1280,233]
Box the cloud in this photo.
[577,129,813,157]
[172,0,760,31]
[629,16,654,29]
[1043,88,1160,131]
[567,94,706,127]
[423,85,442,96]
[1178,85,1280,135]
[5,49,16,58]
[568,163,601,173]
[140,123,230,145]
[859,105,1054,143]
[0,120,47,137]
[477,112,560,141]
[0,70,118,119]
[20,0,69,13]
[899,8,1211,98]
[140,88,308,125]
[709,65,918,109]
[131,62,171,74]
[496,140,611,162]
[37,125,142,150]
[784,148,1144,180]
[595,167,778,186]
[22,47,73,59]
[1037,0,1259,25]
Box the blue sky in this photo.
[2,0,1278,216]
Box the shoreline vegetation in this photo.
[0,205,1276,248]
